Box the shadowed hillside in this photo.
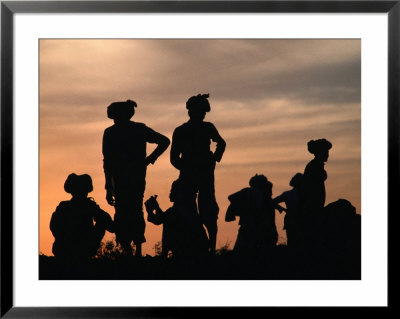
[40,226,361,281]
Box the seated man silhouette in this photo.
[145,179,209,259]
[103,99,170,256]
[317,199,360,257]
[226,174,279,256]
[273,173,304,249]
[170,93,226,254]
[50,173,114,261]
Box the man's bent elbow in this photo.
[160,135,170,150]
[164,136,171,147]
[220,137,226,147]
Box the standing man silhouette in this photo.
[170,94,226,254]
[273,173,304,249]
[303,138,332,218]
[300,138,332,250]
[102,99,170,256]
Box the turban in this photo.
[307,138,332,155]
[186,93,211,112]
[64,173,93,194]
[107,99,137,120]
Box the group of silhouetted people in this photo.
[50,94,359,265]
[50,94,226,261]
[224,138,332,256]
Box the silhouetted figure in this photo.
[313,199,361,278]
[273,173,304,248]
[102,100,170,256]
[319,199,361,253]
[170,94,226,254]
[300,138,332,250]
[302,138,332,218]
[145,180,209,259]
[50,173,114,261]
[226,174,278,256]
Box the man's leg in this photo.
[131,208,145,257]
[198,186,219,254]
[135,243,142,257]
[206,220,218,254]
[132,178,146,257]
[114,174,147,256]
[114,189,135,255]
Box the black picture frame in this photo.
[1,0,395,317]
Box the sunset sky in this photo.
[39,39,361,256]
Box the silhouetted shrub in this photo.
[95,239,125,260]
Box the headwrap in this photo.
[289,173,304,188]
[186,93,211,112]
[307,138,332,155]
[249,174,272,191]
[107,99,137,120]
[64,173,93,194]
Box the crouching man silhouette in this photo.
[226,174,278,257]
[145,179,209,259]
[50,173,114,261]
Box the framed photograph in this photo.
[1,0,395,316]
